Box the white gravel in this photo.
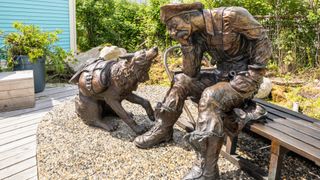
[37,85,320,179]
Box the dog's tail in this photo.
[69,72,81,84]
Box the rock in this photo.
[68,46,103,72]
[254,77,272,99]
[67,46,127,72]
[99,46,127,61]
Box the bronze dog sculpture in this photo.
[69,47,158,134]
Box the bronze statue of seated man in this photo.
[134,2,271,179]
[70,47,158,135]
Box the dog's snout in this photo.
[152,47,158,52]
[146,47,158,60]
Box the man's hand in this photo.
[248,67,266,84]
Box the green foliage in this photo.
[76,0,116,51]
[185,0,272,15]
[5,22,59,63]
[140,0,172,48]
[3,22,73,73]
[111,0,145,50]
[77,0,320,71]
[276,1,318,70]
[272,84,320,119]
[47,46,74,73]
[76,0,173,52]
[77,0,144,51]
[0,46,7,72]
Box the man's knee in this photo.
[201,82,244,112]
[173,73,192,84]
[200,84,226,107]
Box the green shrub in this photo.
[76,0,172,52]
[4,22,73,73]
[76,0,319,70]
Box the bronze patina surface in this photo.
[70,47,158,135]
[135,2,271,179]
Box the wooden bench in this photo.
[0,70,35,112]
[223,99,320,180]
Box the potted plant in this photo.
[3,22,72,93]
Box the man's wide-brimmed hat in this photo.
[160,2,204,23]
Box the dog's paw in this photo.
[95,119,118,132]
[134,125,148,135]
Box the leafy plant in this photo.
[76,0,172,52]
[140,0,172,49]
[4,22,73,73]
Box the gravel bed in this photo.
[37,85,320,179]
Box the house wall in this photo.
[0,0,76,52]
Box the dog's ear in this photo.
[119,53,134,61]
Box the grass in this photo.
[270,84,320,119]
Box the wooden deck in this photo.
[0,85,78,180]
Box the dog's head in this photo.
[120,47,158,82]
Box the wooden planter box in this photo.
[0,70,35,112]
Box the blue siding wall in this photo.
[0,0,70,51]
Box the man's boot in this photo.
[183,134,224,180]
[134,102,181,149]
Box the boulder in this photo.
[68,46,102,72]
[254,77,272,99]
[99,46,127,60]
[68,46,127,72]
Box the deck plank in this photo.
[0,145,36,169]
[0,141,36,161]
[0,117,42,134]
[0,111,47,129]
[0,157,36,179]
[0,85,77,180]
[0,125,37,146]
[4,166,37,180]
[0,95,75,120]
[0,89,77,119]
[35,85,77,98]
[0,136,36,153]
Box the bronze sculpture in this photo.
[70,47,158,134]
[134,3,272,179]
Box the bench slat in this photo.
[250,123,320,165]
[263,106,320,133]
[267,114,320,141]
[264,120,320,149]
[254,99,319,123]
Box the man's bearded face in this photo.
[166,15,192,43]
